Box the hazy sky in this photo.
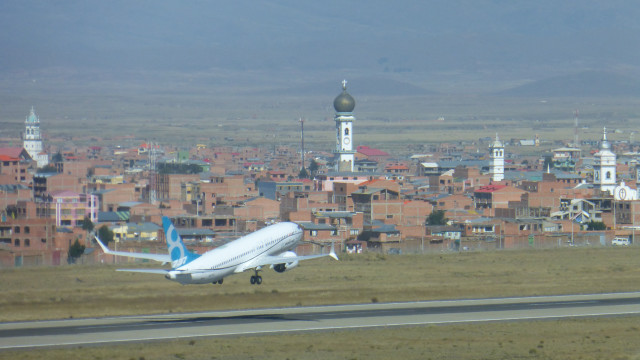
[1,1,639,87]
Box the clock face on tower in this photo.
[343,137,350,145]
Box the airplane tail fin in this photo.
[163,216,200,268]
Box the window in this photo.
[14,227,20,234]
[14,239,20,246]
[606,171,611,180]
[25,239,30,247]
[24,226,30,234]
[344,128,349,135]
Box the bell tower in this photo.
[489,133,504,182]
[333,80,356,172]
[593,127,616,195]
[23,106,48,167]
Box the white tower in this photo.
[23,106,48,167]
[593,127,616,195]
[333,80,356,172]
[489,133,504,182]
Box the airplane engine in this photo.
[273,251,299,273]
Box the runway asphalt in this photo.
[2,292,640,350]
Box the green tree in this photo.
[542,155,552,171]
[298,167,309,179]
[82,216,94,243]
[52,151,64,163]
[586,221,607,231]
[308,159,319,176]
[68,239,86,264]
[81,216,94,232]
[426,209,448,225]
[37,165,58,173]
[97,225,114,245]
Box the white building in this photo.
[488,133,504,182]
[333,80,357,172]
[593,127,616,195]
[23,106,48,168]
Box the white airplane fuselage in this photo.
[95,216,336,286]
[166,222,302,284]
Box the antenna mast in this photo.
[149,141,157,204]
[300,117,305,170]
[573,109,579,147]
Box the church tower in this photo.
[593,127,616,195]
[23,106,48,167]
[333,80,356,172]
[489,133,504,182]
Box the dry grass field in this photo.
[2,247,640,359]
[3,247,640,322]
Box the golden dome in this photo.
[333,80,355,113]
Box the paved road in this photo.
[2,292,640,350]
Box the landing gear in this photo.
[213,279,223,285]
[250,269,263,285]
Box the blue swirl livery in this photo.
[162,216,201,268]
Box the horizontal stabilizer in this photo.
[116,269,169,274]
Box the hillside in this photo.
[498,71,640,97]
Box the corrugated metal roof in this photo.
[295,222,336,231]
[177,228,216,236]
[314,211,356,218]
[98,211,130,222]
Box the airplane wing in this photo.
[95,236,171,263]
[234,243,338,273]
[257,252,337,265]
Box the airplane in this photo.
[94,216,338,285]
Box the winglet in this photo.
[94,235,112,254]
[329,242,339,261]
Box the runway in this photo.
[2,292,640,350]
